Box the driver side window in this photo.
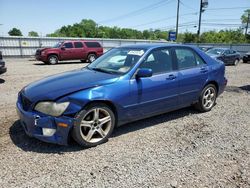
[224,50,230,55]
[139,49,173,75]
[63,42,73,48]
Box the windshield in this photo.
[206,48,224,55]
[87,48,145,75]
[53,42,63,48]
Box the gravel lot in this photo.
[0,58,249,188]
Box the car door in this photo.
[230,50,238,63]
[222,49,231,64]
[73,42,87,60]
[129,48,179,118]
[174,47,208,106]
[60,42,74,60]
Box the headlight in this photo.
[34,102,70,117]
[41,51,46,55]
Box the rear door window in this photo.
[175,49,197,69]
[74,42,83,48]
[84,42,101,48]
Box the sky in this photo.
[0,0,249,36]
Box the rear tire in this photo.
[72,103,115,147]
[234,59,239,66]
[48,55,58,65]
[195,84,217,112]
[87,54,97,63]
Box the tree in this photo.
[28,31,39,37]
[8,28,22,36]
[241,9,250,23]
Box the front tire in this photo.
[195,84,217,112]
[73,103,115,147]
[48,55,58,65]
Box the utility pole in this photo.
[197,0,203,37]
[197,0,208,40]
[245,13,250,36]
[175,0,180,39]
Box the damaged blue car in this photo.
[16,44,227,147]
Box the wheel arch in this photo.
[204,80,219,94]
[87,52,97,56]
[47,53,59,60]
[84,100,118,126]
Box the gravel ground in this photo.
[0,59,249,188]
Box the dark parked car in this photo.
[206,48,241,66]
[35,40,103,65]
[198,46,213,52]
[17,44,227,147]
[243,52,250,63]
[0,51,7,75]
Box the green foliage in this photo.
[177,32,197,43]
[46,19,250,43]
[47,19,168,40]
[8,28,22,36]
[28,31,39,37]
[200,29,246,43]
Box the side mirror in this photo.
[61,46,65,50]
[136,68,153,79]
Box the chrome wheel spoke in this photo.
[204,100,209,107]
[93,108,99,121]
[97,128,106,138]
[80,120,93,128]
[99,116,111,126]
[86,129,95,141]
[204,94,209,100]
[207,89,211,95]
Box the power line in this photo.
[154,19,242,31]
[206,6,249,11]
[98,0,174,24]
[129,12,197,29]
[179,0,197,11]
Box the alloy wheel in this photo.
[202,87,216,109]
[79,108,112,143]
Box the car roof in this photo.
[118,43,194,50]
[210,47,229,50]
[63,40,100,43]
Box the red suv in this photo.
[35,40,103,65]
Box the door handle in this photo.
[166,74,177,80]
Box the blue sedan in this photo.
[16,44,227,147]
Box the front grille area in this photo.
[35,50,41,56]
[20,93,32,111]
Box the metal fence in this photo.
[0,36,168,57]
[0,36,249,57]
[187,43,250,54]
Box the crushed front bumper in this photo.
[16,101,74,145]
